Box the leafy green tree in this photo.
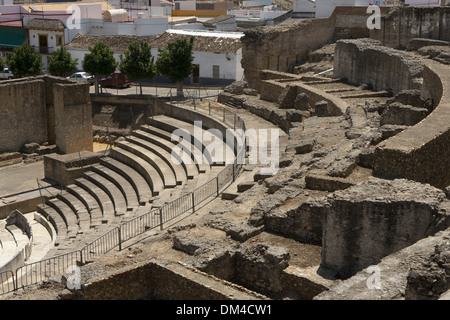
[82,42,118,94]
[119,41,157,95]
[7,44,42,77]
[48,47,78,77]
[156,36,195,98]
[0,57,4,70]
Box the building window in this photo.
[212,65,219,80]
[56,35,63,47]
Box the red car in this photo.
[100,71,132,88]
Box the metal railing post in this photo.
[216,177,219,196]
[192,192,195,213]
[159,207,163,230]
[118,226,122,251]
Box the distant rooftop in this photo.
[66,30,243,54]
[25,18,65,31]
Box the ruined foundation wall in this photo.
[241,17,336,90]
[0,79,47,153]
[333,38,424,94]
[321,178,450,279]
[81,260,264,300]
[373,61,450,189]
[370,6,450,49]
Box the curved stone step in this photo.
[90,164,140,210]
[57,192,92,232]
[83,171,129,216]
[140,124,211,173]
[123,136,186,185]
[148,115,236,166]
[65,185,104,227]
[132,129,199,180]
[109,147,164,196]
[74,178,116,224]
[6,225,29,250]
[36,204,67,246]
[99,157,152,205]
[47,199,80,239]
[0,228,18,268]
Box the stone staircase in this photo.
[34,114,236,259]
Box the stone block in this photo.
[294,93,311,111]
[321,178,449,279]
[237,182,256,193]
[295,138,316,154]
[305,174,355,192]
[380,102,429,126]
[314,100,330,117]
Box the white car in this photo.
[67,72,94,85]
[0,68,14,80]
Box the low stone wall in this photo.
[81,259,266,300]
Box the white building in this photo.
[293,0,381,18]
[24,18,67,69]
[65,29,244,85]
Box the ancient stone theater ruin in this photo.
[0,5,449,301]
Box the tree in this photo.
[119,41,157,95]
[156,36,195,98]
[48,47,78,77]
[7,44,42,77]
[0,57,4,70]
[82,42,118,94]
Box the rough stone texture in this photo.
[305,174,355,192]
[417,45,450,65]
[380,102,429,126]
[321,178,450,279]
[235,243,290,294]
[373,61,450,189]
[241,17,336,90]
[334,38,424,95]
[0,76,92,154]
[315,228,450,300]
[386,89,430,109]
[0,79,47,153]
[405,239,450,300]
[406,38,450,52]
[223,81,249,95]
[314,100,330,117]
[370,6,450,49]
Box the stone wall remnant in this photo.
[321,178,450,279]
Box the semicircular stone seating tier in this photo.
[36,109,239,259]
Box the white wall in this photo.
[68,43,241,82]
[293,0,316,13]
[315,0,371,18]
[242,0,272,7]
[174,0,197,10]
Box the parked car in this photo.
[100,71,132,88]
[66,71,94,85]
[0,68,14,80]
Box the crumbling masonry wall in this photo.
[241,17,336,90]
[0,79,47,153]
[370,6,450,49]
[0,76,93,155]
[333,39,424,95]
